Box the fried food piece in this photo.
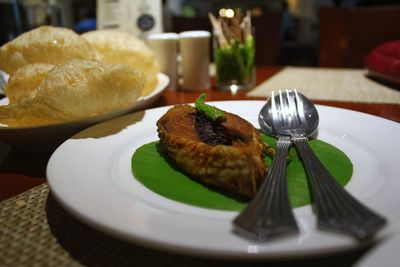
[157,105,267,198]
[0,59,145,127]
[0,26,98,74]
[4,63,54,104]
[82,30,159,96]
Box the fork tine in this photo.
[271,91,278,123]
[283,90,291,126]
[286,89,297,126]
[278,90,286,123]
[294,89,306,124]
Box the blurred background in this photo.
[1,0,399,67]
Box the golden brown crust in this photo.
[4,63,55,103]
[0,26,98,74]
[0,59,144,127]
[157,105,267,197]
[81,30,159,96]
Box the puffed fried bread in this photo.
[82,30,159,96]
[0,59,145,127]
[4,63,55,103]
[0,26,98,74]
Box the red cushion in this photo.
[365,40,400,81]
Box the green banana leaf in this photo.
[131,135,352,211]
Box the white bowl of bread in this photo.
[0,26,168,150]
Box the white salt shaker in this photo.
[147,33,179,89]
[178,31,210,91]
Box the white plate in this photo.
[47,101,400,259]
[0,73,169,150]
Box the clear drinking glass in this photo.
[214,33,255,92]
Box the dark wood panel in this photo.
[319,6,400,68]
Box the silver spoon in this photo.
[233,90,299,241]
[282,89,386,240]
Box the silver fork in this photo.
[288,89,386,240]
[233,90,299,241]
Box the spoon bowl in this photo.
[258,90,319,138]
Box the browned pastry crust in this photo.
[157,104,267,198]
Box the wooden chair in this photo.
[318,6,400,68]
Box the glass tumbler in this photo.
[214,33,255,92]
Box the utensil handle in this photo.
[292,136,386,240]
[233,136,299,241]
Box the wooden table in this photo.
[0,65,399,266]
[157,66,400,123]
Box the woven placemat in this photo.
[248,67,400,103]
[0,183,370,267]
